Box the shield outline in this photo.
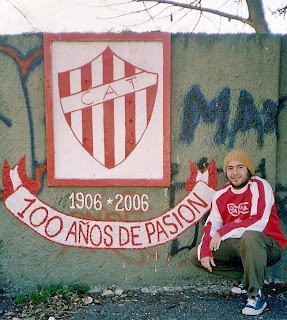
[57,46,159,169]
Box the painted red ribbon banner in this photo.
[3,158,216,249]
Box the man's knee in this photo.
[239,231,266,256]
[240,230,262,246]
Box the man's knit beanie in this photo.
[223,150,255,176]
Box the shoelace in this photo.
[246,296,258,308]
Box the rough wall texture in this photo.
[0,33,286,295]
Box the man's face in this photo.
[226,160,250,189]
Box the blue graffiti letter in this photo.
[179,85,230,146]
[229,90,264,148]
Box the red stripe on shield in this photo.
[58,71,70,98]
[103,47,115,169]
[81,63,93,156]
[125,61,136,158]
[58,71,72,125]
[146,85,157,122]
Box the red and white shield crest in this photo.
[58,46,158,169]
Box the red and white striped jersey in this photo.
[198,176,287,259]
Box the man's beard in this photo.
[230,179,249,189]
[229,172,251,190]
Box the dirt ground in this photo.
[0,282,286,320]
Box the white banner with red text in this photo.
[4,183,214,250]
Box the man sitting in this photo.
[189,150,287,316]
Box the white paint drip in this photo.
[164,188,169,204]
[9,165,22,191]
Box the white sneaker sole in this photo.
[242,301,267,316]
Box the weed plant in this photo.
[15,283,90,306]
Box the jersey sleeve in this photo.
[198,194,224,259]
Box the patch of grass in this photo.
[15,283,90,306]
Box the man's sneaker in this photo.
[242,289,267,316]
[231,283,247,295]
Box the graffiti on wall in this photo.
[0,44,45,182]
[179,85,284,148]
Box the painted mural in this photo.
[0,34,286,291]
[0,35,216,254]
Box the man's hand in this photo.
[200,256,216,272]
[209,232,222,252]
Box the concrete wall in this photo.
[0,33,286,295]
